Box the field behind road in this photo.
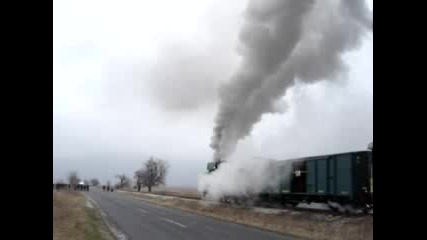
[53,191,114,240]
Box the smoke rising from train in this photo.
[210,0,373,163]
[200,0,373,199]
[199,140,283,201]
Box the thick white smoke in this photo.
[201,0,372,198]
[198,139,281,201]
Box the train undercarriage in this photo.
[212,192,373,214]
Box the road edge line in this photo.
[85,193,128,240]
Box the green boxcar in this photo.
[335,153,353,197]
[306,160,316,194]
[306,157,329,194]
[206,149,372,209]
[328,156,336,195]
[273,151,371,204]
[303,153,358,197]
[304,152,370,201]
[316,157,328,194]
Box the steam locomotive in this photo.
[203,143,373,213]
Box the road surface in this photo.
[87,189,294,240]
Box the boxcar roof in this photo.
[274,150,371,163]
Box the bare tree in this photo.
[134,157,168,192]
[90,178,100,186]
[68,171,80,185]
[134,169,144,192]
[115,174,130,189]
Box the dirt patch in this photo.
[53,191,114,240]
[119,190,372,240]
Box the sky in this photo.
[53,0,373,187]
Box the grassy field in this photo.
[53,191,114,240]
[119,190,373,240]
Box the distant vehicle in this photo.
[203,143,373,213]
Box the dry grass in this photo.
[53,191,114,240]
[148,190,201,200]
[119,190,372,240]
[121,187,201,200]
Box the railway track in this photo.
[119,188,373,216]
[219,199,373,216]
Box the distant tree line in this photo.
[53,171,91,191]
[54,157,169,193]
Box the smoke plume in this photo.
[199,139,282,201]
[210,0,373,162]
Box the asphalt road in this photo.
[87,189,294,240]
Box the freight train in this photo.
[203,143,373,213]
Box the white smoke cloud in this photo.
[198,138,281,200]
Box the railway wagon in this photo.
[205,149,373,213]
[259,150,373,211]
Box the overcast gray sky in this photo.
[53,0,373,187]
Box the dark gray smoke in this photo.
[341,0,373,30]
[211,0,373,161]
